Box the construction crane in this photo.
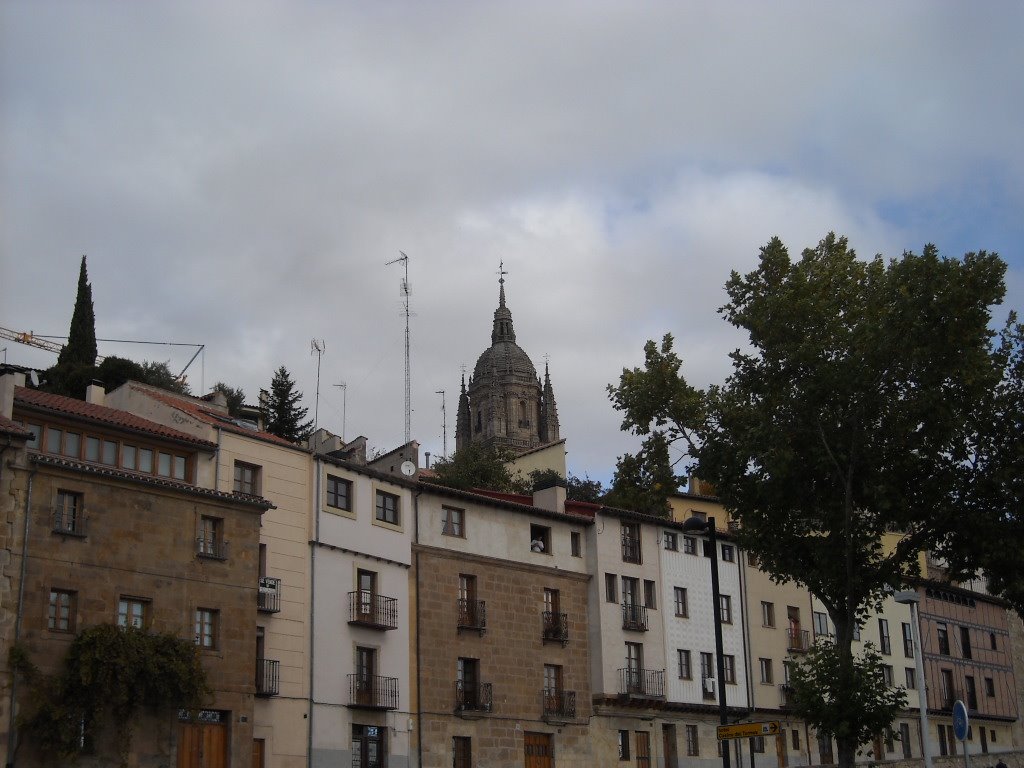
[0,326,73,357]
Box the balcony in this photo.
[621,602,648,632]
[621,533,641,564]
[51,507,87,537]
[457,599,487,634]
[542,688,577,721]
[455,681,493,714]
[618,668,665,698]
[256,658,280,697]
[196,536,229,560]
[348,591,398,630]
[787,628,810,652]
[347,674,399,710]
[258,576,281,613]
[780,684,795,709]
[542,611,568,645]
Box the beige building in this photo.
[107,381,313,768]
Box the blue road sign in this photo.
[952,699,969,741]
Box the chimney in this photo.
[86,380,106,406]
[532,481,567,515]
[1,371,26,419]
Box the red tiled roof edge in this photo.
[0,415,31,438]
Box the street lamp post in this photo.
[894,589,933,768]
[682,515,730,768]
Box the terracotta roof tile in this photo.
[15,387,216,449]
[0,415,31,438]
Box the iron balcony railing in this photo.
[347,674,399,710]
[348,591,398,630]
[542,611,568,644]
[621,533,641,563]
[51,507,87,537]
[455,681,493,713]
[787,628,810,652]
[256,658,279,697]
[618,668,665,698]
[457,599,487,632]
[780,684,795,708]
[258,576,281,613]
[196,536,229,560]
[542,688,576,719]
[621,602,648,632]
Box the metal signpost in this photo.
[952,699,970,768]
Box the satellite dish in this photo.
[29,370,40,387]
[400,460,416,477]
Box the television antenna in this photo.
[436,389,447,460]
[333,381,347,441]
[311,339,325,432]
[385,251,412,443]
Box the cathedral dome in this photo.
[472,340,537,382]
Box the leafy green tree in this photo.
[602,431,676,515]
[786,640,907,754]
[263,366,312,442]
[609,233,1019,768]
[567,472,604,503]
[139,360,190,394]
[212,381,246,417]
[429,442,527,493]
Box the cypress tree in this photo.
[57,256,97,369]
[263,366,313,442]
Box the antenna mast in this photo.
[311,339,325,432]
[436,389,447,459]
[386,252,412,443]
[334,381,347,442]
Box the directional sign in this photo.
[717,721,781,741]
[952,700,969,742]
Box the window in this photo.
[102,440,118,467]
[139,448,153,473]
[543,664,563,700]
[326,475,352,510]
[721,544,735,562]
[905,668,917,689]
[197,515,225,559]
[885,728,896,753]
[960,626,972,659]
[985,677,995,697]
[683,536,696,555]
[664,532,678,551]
[761,601,775,628]
[965,675,978,710]
[719,594,732,624]
[48,589,75,632]
[621,522,641,563]
[453,736,472,768]
[53,489,84,535]
[25,423,41,449]
[375,490,400,525]
[234,461,260,495]
[158,451,172,477]
[937,623,950,655]
[678,649,692,679]
[605,573,618,603]
[792,730,800,750]
[900,723,912,759]
[903,622,914,657]
[64,431,81,457]
[46,427,62,453]
[356,569,377,618]
[751,737,765,754]
[570,531,582,557]
[122,444,136,469]
[879,618,891,655]
[194,608,218,648]
[442,506,465,537]
[700,652,714,680]
[759,658,773,684]
[813,611,830,637]
[618,730,630,760]
[881,665,894,687]
[685,724,699,756]
[118,597,148,629]
[674,587,688,618]
[990,632,997,651]
[530,523,551,552]
[852,622,861,641]
[723,655,737,684]
[643,580,657,609]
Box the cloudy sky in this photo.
[2,2,1022,486]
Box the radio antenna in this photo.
[385,251,412,443]
[311,339,325,432]
[436,389,447,459]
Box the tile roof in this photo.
[0,415,31,438]
[15,387,216,449]
[131,383,305,450]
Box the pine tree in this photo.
[262,366,312,442]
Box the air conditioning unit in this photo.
[704,678,717,694]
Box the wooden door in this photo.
[524,732,553,768]
[177,722,227,768]
[252,738,265,768]
[635,731,651,768]
[662,724,678,768]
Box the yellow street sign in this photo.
[717,721,781,740]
